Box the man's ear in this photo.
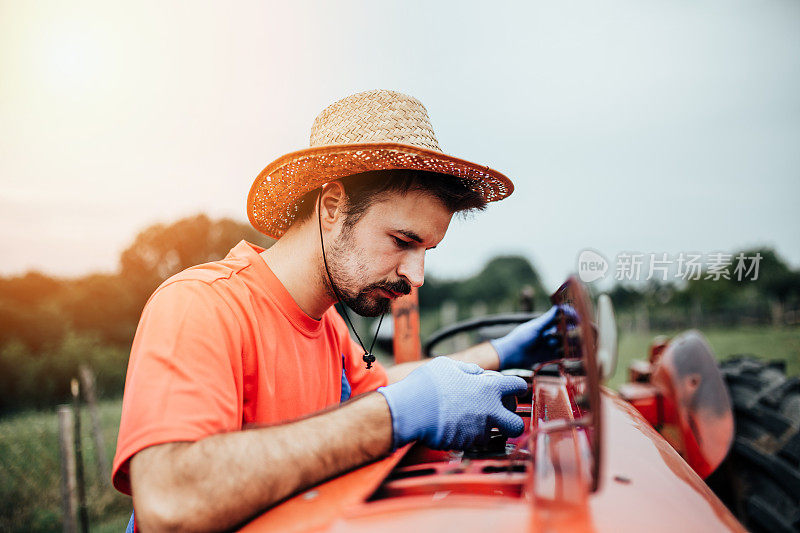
[318,181,346,227]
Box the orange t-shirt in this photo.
[112,240,388,494]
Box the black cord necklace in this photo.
[317,192,385,369]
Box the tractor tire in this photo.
[706,356,800,532]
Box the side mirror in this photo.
[652,331,734,478]
[596,294,618,383]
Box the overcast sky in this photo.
[2,0,798,291]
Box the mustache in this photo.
[362,279,412,297]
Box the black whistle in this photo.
[363,352,376,369]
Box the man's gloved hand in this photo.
[490,305,572,370]
[377,357,527,450]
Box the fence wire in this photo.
[0,400,131,533]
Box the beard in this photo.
[323,229,411,317]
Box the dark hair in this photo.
[293,169,487,228]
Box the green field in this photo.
[1,325,797,532]
[0,399,130,532]
[610,325,800,389]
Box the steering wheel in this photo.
[422,312,541,358]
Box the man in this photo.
[113,90,562,531]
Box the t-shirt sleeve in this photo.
[111,280,243,495]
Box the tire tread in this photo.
[710,357,800,532]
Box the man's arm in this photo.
[385,305,565,384]
[385,342,500,383]
[130,392,392,532]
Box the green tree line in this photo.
[0,214,546,415]
[2,213,798,414]
[607,249,800,329]
[0,215,274,414]
[419,255,548,316]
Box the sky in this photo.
[2,0,798,291]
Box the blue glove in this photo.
[490,305,573,370]
[377,357,527,450]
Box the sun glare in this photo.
[36,21,109,96]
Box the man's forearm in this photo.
[449,341,501,370]
[385,342,501,383]
[131,392,393,532]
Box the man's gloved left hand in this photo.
[490,305,571,370]
[377,357,527,450]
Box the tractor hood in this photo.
[240,278,745,533]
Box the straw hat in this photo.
[247,89,514,239]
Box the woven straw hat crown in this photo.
[309,90,442,151]
[247,89,513,239]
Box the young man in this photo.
[113,90,562,531]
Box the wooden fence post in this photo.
[58,405,78,533]
[79,365,110,484]
[71,379,89,533]
[470,301,488,320]
[439,301,462,354]
[635,303,650,333]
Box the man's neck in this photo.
[258,226,335,320]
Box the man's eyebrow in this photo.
[397,230,437,249]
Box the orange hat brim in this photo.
[247,142,514,239]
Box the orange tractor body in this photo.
[241,279,746,532]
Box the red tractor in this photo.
[239,277,798,532]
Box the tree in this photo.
[608,284,644,311]
[0,272,68,351]
[738,248,800,305]
[420,255,547,312]
[60,274,138,345]
[0,214,276,412]
[119,214,275,316]
[677,248,800,311]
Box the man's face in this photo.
[325,189,453,316]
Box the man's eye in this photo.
[392,236,411,249]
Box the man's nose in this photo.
[398,251,425,288]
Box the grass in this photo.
[609,325,800,389]
[92,513,131,533]
[1,325,797,531]
[0,398,131,532]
